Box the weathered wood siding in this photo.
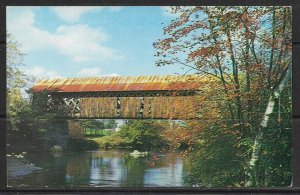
[79,96,198,119]
[80,97,116,118]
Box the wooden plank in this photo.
[111,97,116,117]
[189,97,193,118]
[166,96,171,118]
[157,97,162,118]
[104,97,108,117]
[162,97,165,118]
[92,98,95,116]
[144,97,149,118]
[133,97,138,118]
[168,96,173,118]
[152,97,157,118]
[112,97,116,117]
[98,97,102,117]
[127,97,131,117]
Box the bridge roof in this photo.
[31,75,207,93]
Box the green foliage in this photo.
[80,120,117,137]
[6,34,31,134]
[184,124,245,187]
[81,120,103,130]
[7,34,26,90]
[118,120,166,151]
[105,119,118,129]
[7,88,32,133]
[84,129,112,137]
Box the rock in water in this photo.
[50,145,63,153]
[130,150,148,157]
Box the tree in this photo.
[7,33,31,133]
[118,120,165,151]
[105,119,118,129]
[155,6,291,187]
[80,120,105,136]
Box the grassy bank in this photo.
[88,135,130,149]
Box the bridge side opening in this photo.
[116,97,121,117]
[139,97,144,118]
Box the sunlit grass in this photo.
[88,134,129,149]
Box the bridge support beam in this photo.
[44,119,69,149]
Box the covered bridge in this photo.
[31,75,206,119]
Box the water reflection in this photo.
[144,158,183,186]
[8,150,185,188]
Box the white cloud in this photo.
[25,66,62,79]
[50,6,103,22]
[50,6,123,22]
[54,24,121,63]
[77,67,120,77]
[77,67,102,77]
[102,73,120,77]
[7,7,123,63]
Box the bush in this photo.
[183,125,244,187]
[117,120,166,151]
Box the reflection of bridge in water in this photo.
[32,75,205,120]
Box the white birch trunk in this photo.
[246,67,290,187]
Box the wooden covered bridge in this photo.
[31,74,206,119]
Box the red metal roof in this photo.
[31,75,207,93]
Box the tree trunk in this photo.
[246,67,290,187]
[225,26,242,123]
[268,8,276,88]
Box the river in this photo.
[7,150,188,188]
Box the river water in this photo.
[7,150,188,188]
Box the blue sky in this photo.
[7,6,192,80]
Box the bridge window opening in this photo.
[148,97,152,116]
[139,97,144,118]
[116,97,121,116]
